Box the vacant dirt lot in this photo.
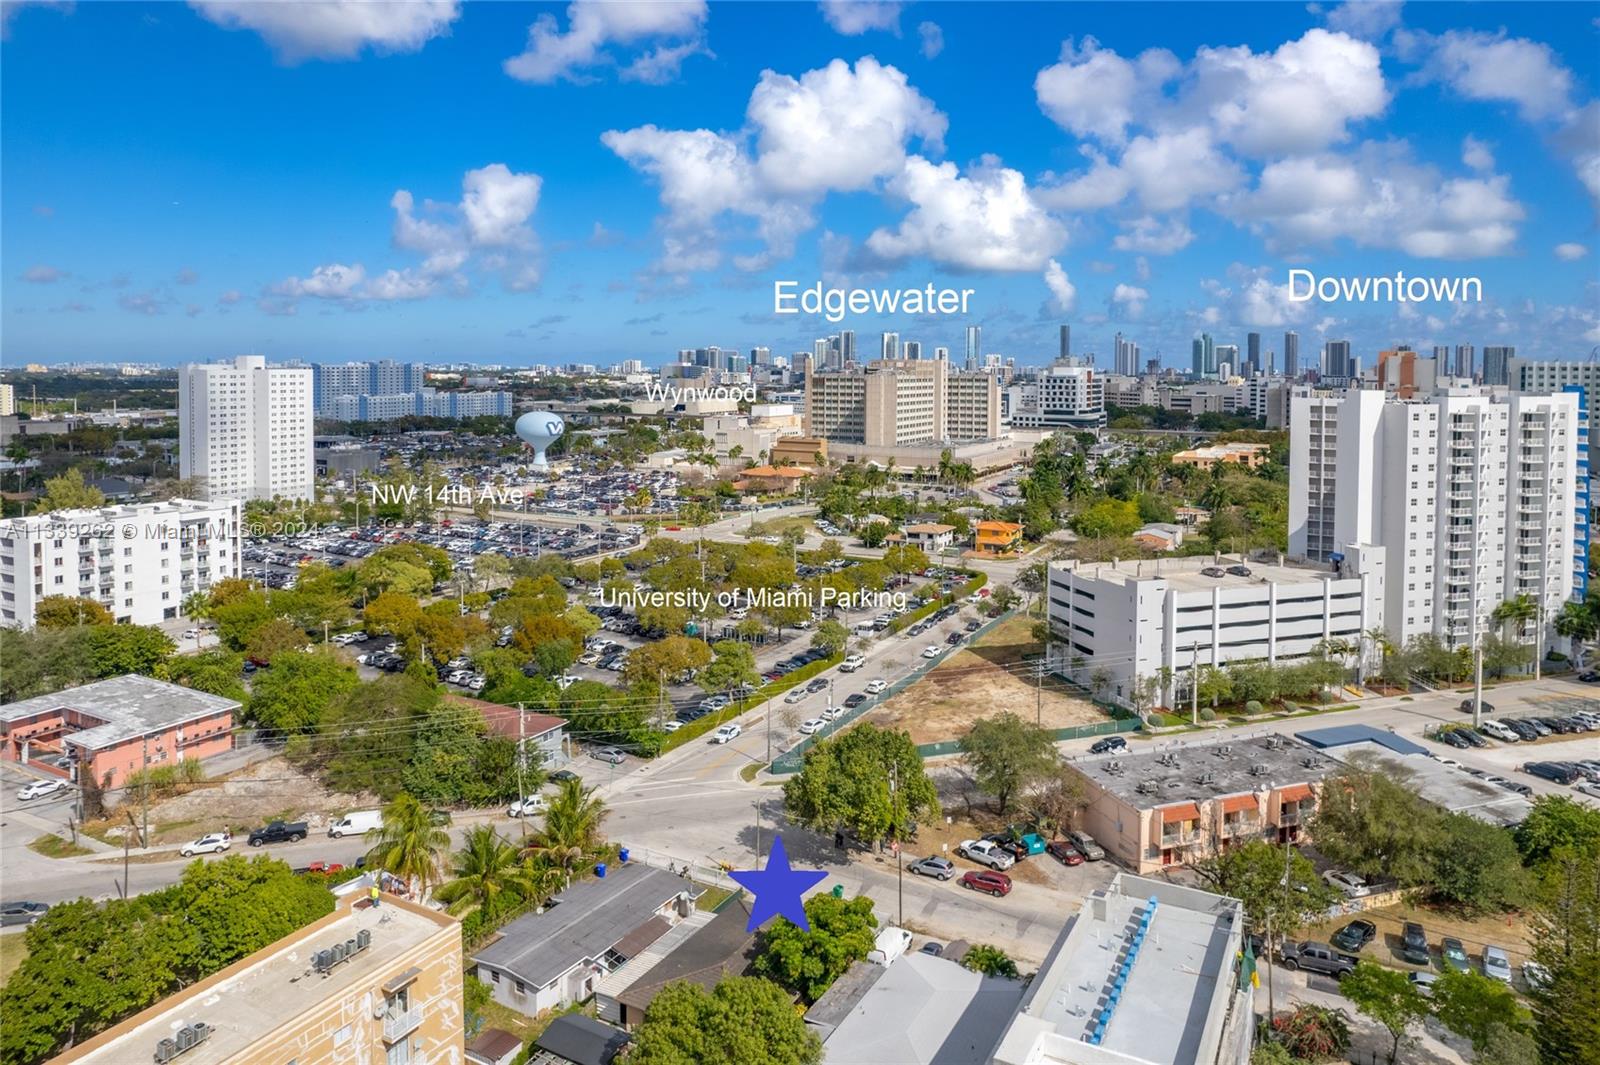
[87,758,377,845]
[861,616,1107,744]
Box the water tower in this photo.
[515,411,566,469]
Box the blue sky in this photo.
[3,0,1597,367]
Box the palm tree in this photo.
[1491,593,1538,641]
[365,793,451,900]
[526,777,606,873]
[434,826,545,917]
[1553,600,1599,661]
[1359,626,1392,684]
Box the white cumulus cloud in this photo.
[1404,28,1575,121]
[918,21,943,59]
[190,0,459,61]
[865,155,1066,271]
[504,0,707,84]
[1043,259,1076,312]
[818,0,901,36]
[1555,242,1589,261]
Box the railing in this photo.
[1218,818,1260,838]
[382,1008,422,1043]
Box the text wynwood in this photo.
[596,585,908,613]
[369,483,525,507]
[643,382,756,403]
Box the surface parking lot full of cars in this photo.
[1425,695,1600,801]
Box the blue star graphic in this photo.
[729,835,828,932]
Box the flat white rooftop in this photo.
[1051,555,1345,595]
[992,875,1243,1065]
[62,899,453,1065]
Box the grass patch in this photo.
[1147,712,1188,728]
[0,933,28,989]
[741,516,815,539]
[28,833,92,858]
[739,763,763,782]
[694,885,736,912]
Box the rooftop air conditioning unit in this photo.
[356,929,372,950]
[1215,745,1233,757]
[1250,763,1270,776]
[154,1039,179,1064]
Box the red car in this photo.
[960,870,1012,897]
[306,861,345,874]
[1047,840,1084,866]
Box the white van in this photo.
[327,809,383,838]
[867,926,912,966]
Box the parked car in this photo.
[908,856,955,881]
[1067,830,1106,861]
[1479,720,1521,742]
[1440,937,1471,973]
[1046,839,1084,865]
[590,746,626,765]
[919,942,944,957]
[1522,960,1551,991]
[1482,945,1514,983]
[960,870,1013,897]
[798,717,826,735]
[1088,736,1128,755]
[1524,761,1584,785]
[1456,727,1489,748]
[180,832,232,857]
[983,833,1032,861]
[1226,565,1252,577]
[784,688,809,704]
[508,794,548,818]
[1323,870,1371,897]
[865,678,888,695]
[956,839,1016,871]
[1409,971,1439,997]
[1330,920,1377,953]
[1437,729,1470,750]
[549,769,580,784]
[16,779,68,802]
[0,902,48,927]
[843,694,867,709]
[327,810,383,838]
[1398,922,1431,965]
[247,820,308,847]
[1460,698,1496,714]
[1279,941,1357,977]
[840,654,866,672]
[711,724,742,744]
[921,645,942,659]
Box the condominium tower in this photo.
[1289,385,1584,649]
[179,355,314,502]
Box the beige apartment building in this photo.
[803,359,999,447]
[53,892,464,1065]
[1069,734,1332,873]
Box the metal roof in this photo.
[0,674,239,750]
[472,864,686,989]
[1295,723,1431,757]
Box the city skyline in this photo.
[3,1,1598,366]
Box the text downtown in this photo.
[1287,269,1484,303]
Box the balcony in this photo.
[382,1008,422,1044]
[1219,818,1260,839]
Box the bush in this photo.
[1199,707,1216,722]
[1269,1004,1351,1060]
[1244,700,1264,715]
[962,944,1019,979]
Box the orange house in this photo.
[974,520,1024,556]
[0,674,237,790]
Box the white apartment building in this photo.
[179,355,314,502]
[1046,557,1372,708]
[1006,364,1106,430]
[1289,385,1583,650]
[0,499,240,627]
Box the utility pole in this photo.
[140,733,150,850]
[1036,659,1043,727]
[1191,645,1200,726]
[891,760,903,927]
[1472,638,1485,729]
[515,703,528,842]
[1535,595,1545,681]
[322,620,330,646]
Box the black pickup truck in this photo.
[1280,940,1358,977]
[247,820,308,847]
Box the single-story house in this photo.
[606,896,759,1028]
[450,695,569,766]
[1132,522,1185,551]
[1174,505,1211,527]
[805,953,1026,1065]
[466,1028,524,1065]
[472,863,692,1015]
[528,1014,632,1065]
